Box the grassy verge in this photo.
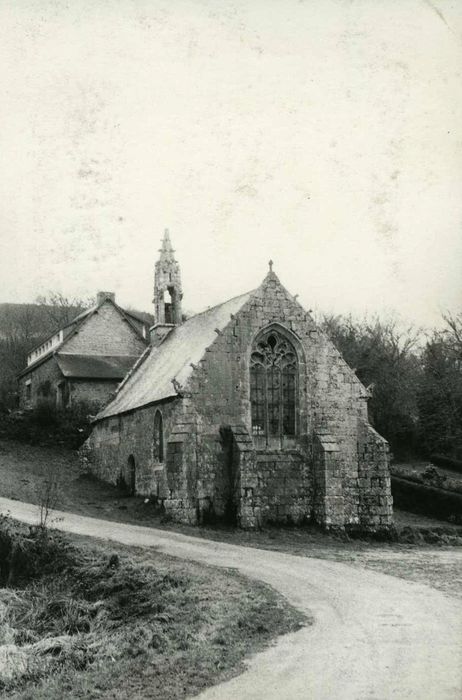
[0,518,306,699]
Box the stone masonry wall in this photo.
[184,273,369,445]
[69,380,119,409]
[64,301,146,356]
[18,356,63,409]
[245,449,311,527]
[84,399,184,500]
[19,301,146,410]
[357,424,393,529]
[84,396,205,525]
[20,366,121,412]
[312,433,347,528]
[84,272,392,531]
[163,398,200,524]
[206,424,311,529]
[180,271,386,528]
[225,425,255,528]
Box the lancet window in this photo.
[153,410,164,462]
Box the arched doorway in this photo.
[127,455,136,495]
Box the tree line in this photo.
[320,312,462,461]
[0,293,92,408]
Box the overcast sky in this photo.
[0,0,461,328]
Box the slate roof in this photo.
[96,291,254,420]
[56,354,140,380]
[61,305,152,334]
[20,298,149,376]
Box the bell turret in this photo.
[150,229,183,345]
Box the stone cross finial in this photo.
[159,228,175,255]
[268,259,273,272]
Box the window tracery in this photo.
[250,329,298,439]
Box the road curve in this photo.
[1,496,461,700]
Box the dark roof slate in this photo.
[56,354,139,379]
[96,291,254,420]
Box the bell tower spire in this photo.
[151,229,183,345]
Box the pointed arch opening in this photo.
[250,326,299,443]
[161,288,174,324]
[153,410,164,462]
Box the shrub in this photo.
[391,476,462,523]
[31,403,58,427]
[430,454,462,474]
[0,400,100,449]
[0,521,74,588]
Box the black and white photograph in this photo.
[0,1,461,698]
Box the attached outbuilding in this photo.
[18,292,150,411]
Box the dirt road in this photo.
[1,496,461,699]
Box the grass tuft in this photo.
[0,518,306,699]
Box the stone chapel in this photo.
[83,230,393,531]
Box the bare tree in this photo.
[320,313,423,457]
[0,304,48,407]
[418,311,462,458]
[35,292,93,331]
[442,312,462,361]
[0,293,92,409]
[37,463,62,530]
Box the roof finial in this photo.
[159,228,175,255]
[268,259,273,272]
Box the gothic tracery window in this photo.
[250,329,298,439]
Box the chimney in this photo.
[96,291,115,304]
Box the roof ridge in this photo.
[182,289,256,324]
[110,300,148,342]
[61,305,95,329]
[56,351,140,357]
[23,299,146,373]
[123,308,153,322]
[114,345,152,395]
